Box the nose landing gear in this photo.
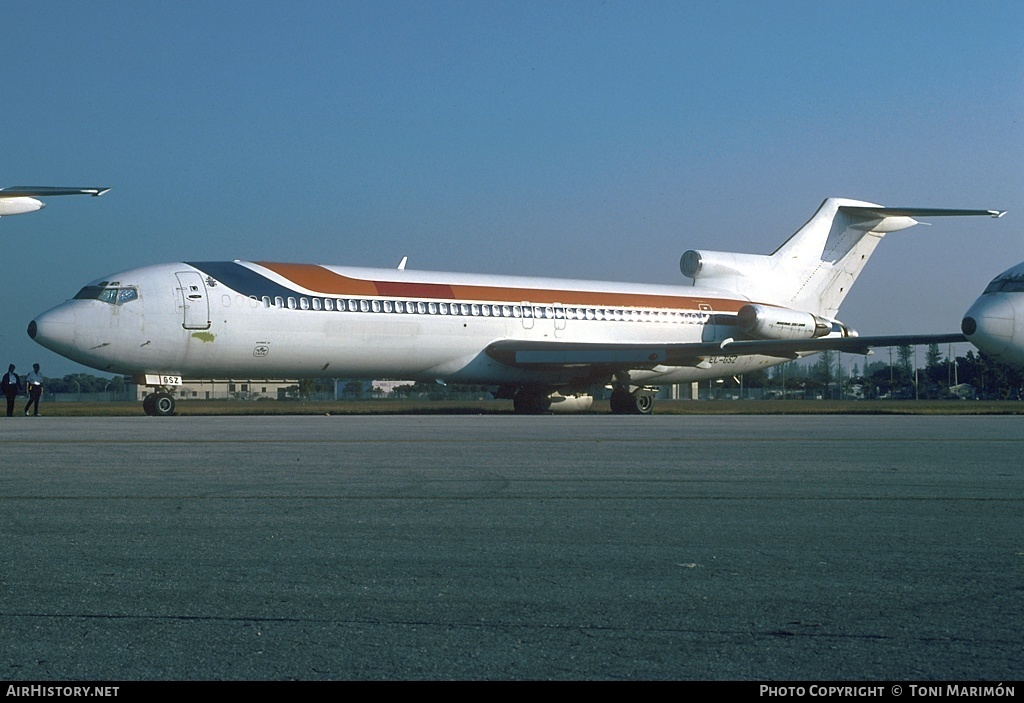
[142,391,176,416]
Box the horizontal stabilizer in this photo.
[0,186,110,198]
[839,206,1005,219]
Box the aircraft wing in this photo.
[486,334,967,370]
[0,186,110,198]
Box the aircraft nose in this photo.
[28,304,77,354]
[961,295,1016,356]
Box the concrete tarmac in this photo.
[0,415,1021,680]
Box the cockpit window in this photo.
[984,277,1024,294]
[74,286,140,305]
[117,288,139,304]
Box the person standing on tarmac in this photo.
[24,363,43,416]
[1,364,19,417]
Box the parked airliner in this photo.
[961,260,1024,369]
[29,197,1003,416]
[0,186,109,217]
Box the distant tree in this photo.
[342,380,364,399]
[44,373,116,394]
[956,350,1024,399]
[812,350,836,397]
[297,378,316,398]
[738,369,769,389]
[896,345,914,380]
[921,343,948,398]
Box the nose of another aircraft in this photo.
[961,295,1016,357]
[28,303,77,354]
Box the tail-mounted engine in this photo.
[737,304,840,341]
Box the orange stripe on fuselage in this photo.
[257,261,745,312]
[258,262,377,295]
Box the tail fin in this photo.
[682,197,1004,319]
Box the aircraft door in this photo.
[176,271,211,330]
[699,302,715,342]
[520,301,535,330]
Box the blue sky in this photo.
[3,0,1022,377]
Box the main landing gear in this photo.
[501,383,654,415]
[512,388,552,415]
[609,386,654,415]
[142,391,176,417]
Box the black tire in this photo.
[609,387,632,414]
[142,394,156,416]
[610,388,654,415]
[632,393,654,415]
[153,393,175,417]
[513,390,551,415]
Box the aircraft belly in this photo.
[174,311,508,379]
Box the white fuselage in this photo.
[30,260,787,387]
[962,261,1024,370]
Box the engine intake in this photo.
[680,250,772,280]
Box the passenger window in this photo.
[428,302,437,314]
[287,297,297,309]
[300,298,310,310]
[359,300,370,312]
[372,300,381,312]
[312,298,322,311]
[262,296,271,308]
[384,300,393,313]
[275,296,284,308]
[324,298,334,311]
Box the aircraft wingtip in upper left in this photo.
[0,186,110,217]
